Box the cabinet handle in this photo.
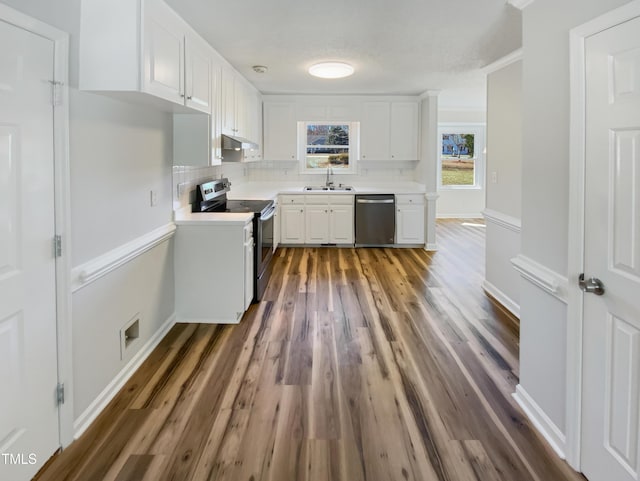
[300,209,303,213]
[362,155,366,159]
[187,95,193,100]
[180,93,185,98]
[391,155,395,158]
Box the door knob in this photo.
[578,273,605,295]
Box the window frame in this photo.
[437,123,486,190]
[298,121,359,175]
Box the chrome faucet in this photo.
[325,166,334,187]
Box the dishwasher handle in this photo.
[356,198,395,204]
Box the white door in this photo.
[581,13,640,481]
[0,19,60,481]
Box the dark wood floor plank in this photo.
[36,220,586,481]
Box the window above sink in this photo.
[298,121,359,175]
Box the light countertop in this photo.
[227,181,427,201]
[174,209,253,226]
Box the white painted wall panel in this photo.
[72,240,174,418]
[519,280,567,433]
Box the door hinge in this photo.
[49,80,63,107]
[57,383,65,405]
[54,235,62,257]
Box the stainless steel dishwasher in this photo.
[355,194,395,245]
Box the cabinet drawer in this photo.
[395,194,425,205]
[280,195,305,205]
[329,195,354,205]
[304,195,330,204]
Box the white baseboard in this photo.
[73,313,176,439]
[436,213,483,219]
[425,243,438,251]
[513,384,566,460]
[482,280,520,318]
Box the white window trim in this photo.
[437,123,486,190]
[298,121,359,175]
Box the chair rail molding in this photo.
[511,254,569,304]
[71,223,177,292]
[482,209,521,233]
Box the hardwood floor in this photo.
[36,219,585,481]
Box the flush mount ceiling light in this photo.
[308,62,354,79]
[252,65,268,74]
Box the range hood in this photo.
[221,134,259,151]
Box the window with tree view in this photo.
[303,123,354,171]
[441,133,476,185]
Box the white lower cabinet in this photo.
[305,204,330,243]
[280,195,354,245]
[280,196,306,244]
[396,194,425,244]
[175,218,253,323]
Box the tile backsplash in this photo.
[173,159,419,210]
[172,163,248,210]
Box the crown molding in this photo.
[419,89,441,100]
[507,0,535,10]
[482,48,523,74]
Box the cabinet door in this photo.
[221,67,236,135]
[361,102,390,160]
[244,238,254,310]
[396,205,425,244]
[281,205,305,243]
[263,102,298,160]
[305,206,330,243]
[390,102,419,160]
[330,204,354,244]
[210,64,222,165]
[235,80,248,138]
[185,33,212,113]
[143,0,184,104]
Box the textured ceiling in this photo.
[165,0,522,96]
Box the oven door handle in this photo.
[260,205,276,221]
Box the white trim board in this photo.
[0,4,75,449]
[71,223,176,292]
[482,280,520,318]
[507,0,535,11]
[482,209,521,233]
[566,1,640,470]
[511,254,569,304]
[436,213,484,219]
[513,384,566,459]
[73,313,176,439]
[482,49,523,74]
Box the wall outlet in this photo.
[490,171,498,184]
[150,189,158,206]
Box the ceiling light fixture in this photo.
[252,65,268,74]
[308,62,354,79]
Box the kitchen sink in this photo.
[303,185,354,192]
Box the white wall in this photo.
[0,0,177,425]
[483,59,522,314]
[519,0,632,448]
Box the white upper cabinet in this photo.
[220,69,261,146]
[263,102,297,161]
[359,101,419,161]
[80,0,212,113]
[184,33,212,113]
[361,102,391,160]
[390,102,419,160]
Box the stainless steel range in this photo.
[193,178,275,301]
